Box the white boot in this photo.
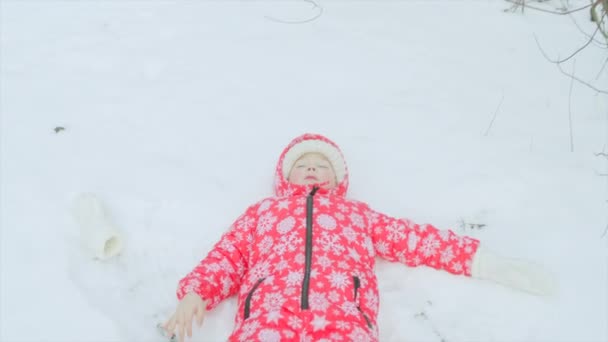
[71,193,125,260]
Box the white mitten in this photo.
[471,247,557,296]
[71,193,124,260]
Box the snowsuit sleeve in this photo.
[176,202,259,310]
[365,207,480,276]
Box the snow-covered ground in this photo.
[1,1,606,341]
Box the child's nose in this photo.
[308,166,316,171]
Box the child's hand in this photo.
[472,247,557,296]
[163,292,207,342]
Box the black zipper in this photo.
[353,276,373,329]
[301,186,319,310]
[244,278,265,319]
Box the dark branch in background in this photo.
[533,32,608,94]
[265,0,323,24]
[534,22,601,64]
[505,0,592,15]
[567,10,608,48]
[556,61,608,94]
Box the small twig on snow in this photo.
[484,92,505,136]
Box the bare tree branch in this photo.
[533,24,601,64]
[534,33,608,94]
[556,61,608,94]
[504,0,592,15]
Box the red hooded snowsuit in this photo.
[177,134,480,342]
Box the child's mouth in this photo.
[305,176,318,181]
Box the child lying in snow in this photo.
[162,133,556,342]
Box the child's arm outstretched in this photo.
[163,202,260,341]
[366,207,556,296]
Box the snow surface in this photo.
[1,1,606,341]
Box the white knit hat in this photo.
[281,138,346,183]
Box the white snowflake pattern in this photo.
[311,314,329,331]
[342,226,357,242]
[327,271,349,290]
[221,276,233,296]
[236,216,255,231]
[365,210,380,224]
[295,253,305,264]
[350,213,365,228]
[420,234,441,257]
[318,197,331,206]
[265,311,281,324]
[374,241,389,256]
[204,262,222,273]
[348,326,372,342]
[256,200,273,214]
[258,328,281,342]
[283,271,303,286]
[288,316,302,329]
[319,231,345,255]
[440,246,455,265]
[364,236,375,257]
[259,236,274,255]
[335,212,345,221]
[317,255,332,270]
[219,259,236,273]
[329,332,345,341]
[218,239,236,252]
[340,301,359,316]
[274,259,289,272]
[308,291,330,311]
[336,320,351,331]
[239,320,260,340]
[328,290,340,303]
[317,214,337,230]
[257,212,277,234]
[277,199,290,210]
[337,203,349,213]
[386,221,406,242]
[411,255,422,266]
[348,247,361,262]
[452,262,463,273]
[407,233,419,252]
[273,242,287,256]
[364,289,379,313]
[294,207,304,216]
[338,261,349,269]
[249,261,271,280]
[277,216,296,234]
[437,229,451,241]
[262,292,286,311]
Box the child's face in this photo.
[288,153,337,189]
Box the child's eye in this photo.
[317,165,329,169]
[296,165,306,168]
